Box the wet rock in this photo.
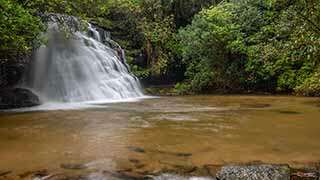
[39,13,84,33]
[240,103,271,109]
[216,164,290,180]
[129,159,141,164]
[40,173,84,180]
[175,153,193,158]
[291,168,320,180]
[189,166,215,177]
[0,88,41,109]
[0,54,30,88]
[157,161,198,175]
[173,165,197,174]
[0,171,11,177]
[61,163,87,170]
[135,164,146,169]
[19,171,33,178]
[128,159,145,169]
[19,170,49,179]
[156,150,192,158]
[152,174,214,180]
[277,110,302,115]
[204,164,221,177]
[32,169,50,177]
[103,170,146,180]
[291,172,318,180]
[76,172,108,180]
[128,146,146,153]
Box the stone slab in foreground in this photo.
[216,164,291,180]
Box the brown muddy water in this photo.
[0,95,320,175]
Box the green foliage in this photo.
[21,0,108,19]
[113,0,221,80]
[139,2,176,76]
[0,0,44,54]
[165,0,222,27]
[295,70,320,96]
[175,0,320,95]
[1,0,221,82]
[244,0,320,93]
[131,65,151,79]
[94,0,144,66]
[2,0,319,96]
[176,3,246,93]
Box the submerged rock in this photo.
[277,110,302,115]
[291,167,320,180]
[240,103,271,109]
[155,150,192,157]
[216,164,290,180]
[0,88,40,109]
[128,146,146,153]
[291,172,319,179]
[61,163,88,170]
[103,170,146,180]
[152,173,214,180]
[18,169,49,179]
[0,171,11,177]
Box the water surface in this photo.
[0,95,320,174]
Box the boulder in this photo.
[0,88,41,109]
[216,164,290,180]
[60,163,87,170]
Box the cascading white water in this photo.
[26,15,143,103]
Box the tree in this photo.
[0,0,43,55]
[176,3,246,93]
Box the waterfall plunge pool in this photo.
[0,95,320,179]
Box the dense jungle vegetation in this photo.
[1,0,320,95]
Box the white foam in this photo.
[2,96,155,112]
[25,21,144,103]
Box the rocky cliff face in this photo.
[38,13,128,68]
[0,51,31,88]
[0,51,38,109]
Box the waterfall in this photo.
[26,14,143,103]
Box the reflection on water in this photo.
[0,95,320,174]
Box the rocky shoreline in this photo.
[1,162,319,180]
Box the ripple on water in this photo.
[2,95,320,174]
[152,114,199,122]
[129,116,152,128]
